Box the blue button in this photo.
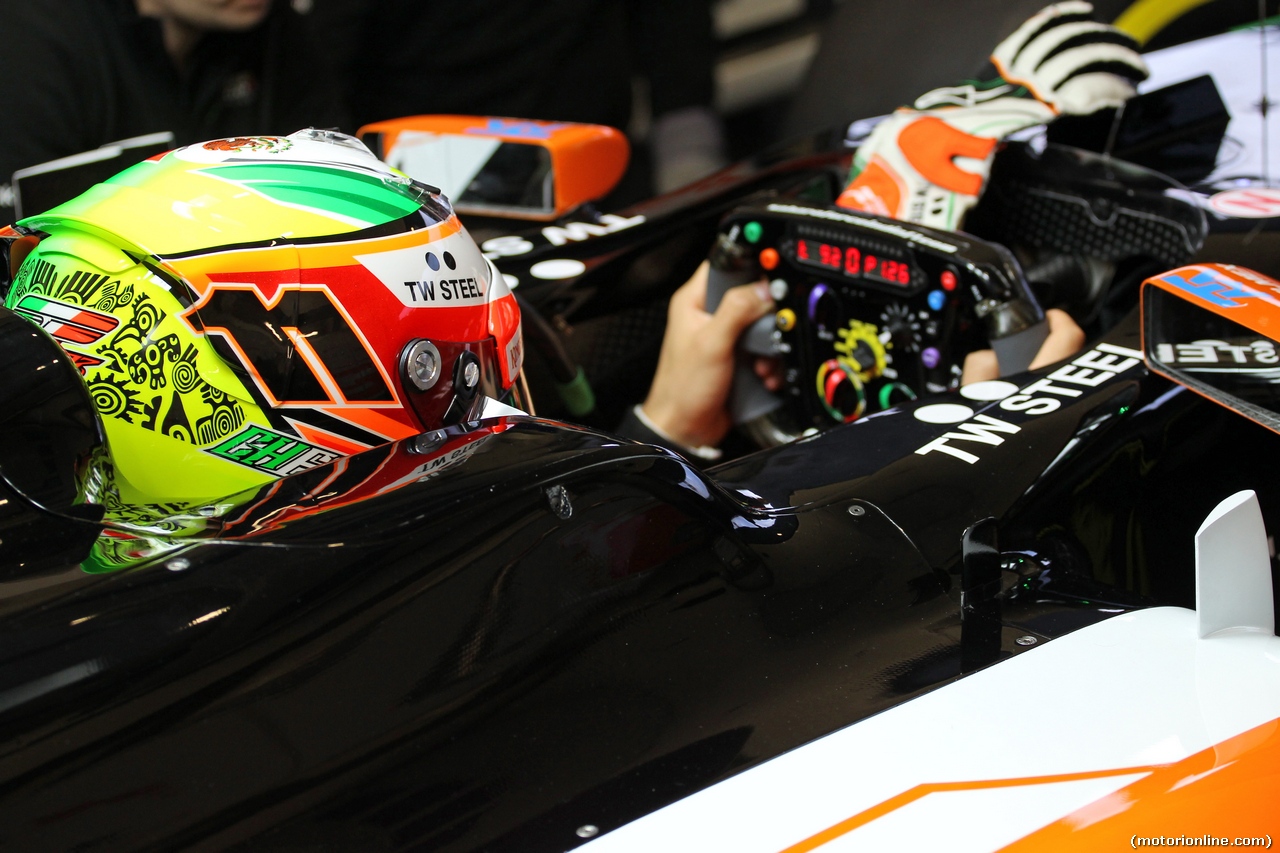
[927,290,946,311]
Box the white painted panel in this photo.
[584,608,1280,852]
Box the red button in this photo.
[760,248,779,271]
[940,270,957,291]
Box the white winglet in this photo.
[1195,490,1276,638]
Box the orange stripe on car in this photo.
[781,716,1280,851]
[781,766,1157,853]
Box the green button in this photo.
[744,221,763,244]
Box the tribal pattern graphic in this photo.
[14,257,134,314]
[9,258,246,446]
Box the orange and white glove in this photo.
[837,1,1147,231]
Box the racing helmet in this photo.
[2,129,524,503]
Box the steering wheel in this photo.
[705,200,1049,446]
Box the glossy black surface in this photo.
[2,70,1278,851]
[0,420,952,850]
[2,300,1277,850]
[715,312,1280,615]
[0,307,104,515]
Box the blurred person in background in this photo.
[307,0,727,199]
[0,0,347,224]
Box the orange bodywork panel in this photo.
[357,115,629,220]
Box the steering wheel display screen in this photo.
[794,237,915,287]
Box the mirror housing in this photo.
[358,115,629,222]
[1142,263,1280,433]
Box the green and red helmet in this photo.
[2,129,524,503]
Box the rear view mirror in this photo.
[1142,263,1280,433]
[358,116,629,221]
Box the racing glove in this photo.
[836,1,1148,231]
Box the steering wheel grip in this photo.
[982,297,1049,376]
[704,263,785,425]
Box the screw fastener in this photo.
[1015,635,1038,646]
[847,505,866,517]
[576,825,600,839]
[410,430,448,456]
[401,339,442,391]
[166,558,191,572]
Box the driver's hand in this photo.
[961,308,1086,384]
[641,261,776,450]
